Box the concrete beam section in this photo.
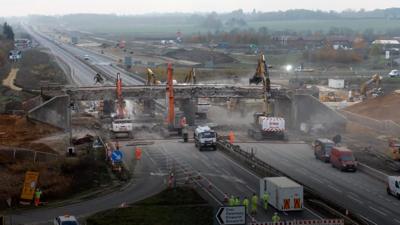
[28,95,70,130]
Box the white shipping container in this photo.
[259,177,303,211]
[328,79,345,89]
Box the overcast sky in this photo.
[1,0,399,16]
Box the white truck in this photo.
[248,113,285,140]
[387,176,400,198]
[196,98,211,119]
[194,126,217,151]
[111,118,133,138]
[260,177,303,211]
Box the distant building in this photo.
[372,39,400,52]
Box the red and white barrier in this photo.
[251,219,344,225]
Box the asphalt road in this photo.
[129,140,323,223]
[239,142,400,225]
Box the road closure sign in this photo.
[216,206,245,225]
[20,171,39,201]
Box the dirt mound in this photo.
[0,115,60,153]
[165,48,235,64]
[344,92,400,124]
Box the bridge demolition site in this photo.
[6,50,399,225]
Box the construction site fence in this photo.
[216,139,365,225]
[250,218,344,225]
[22,95,43,112]
[0,146,58,163]
[340,110,400,135]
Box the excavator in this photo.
[184,67,196,84]
[161,63,186,137]
[248,54,286,140]
[110,73,133,138]
[359,74,383,100]
[146,68,161,85]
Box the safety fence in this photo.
[250,219,344,225]
[0,146,58,163]
[216,139,366,225]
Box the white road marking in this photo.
[394,218,400,224]
[369,206,388,216]
[359,215,378,225]
[327,184,343,193]
[309,175,324,184]
[347,194,363,204]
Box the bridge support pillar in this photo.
[143,99,155,115]
[179,99,196,126]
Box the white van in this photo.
[386,176,400,198]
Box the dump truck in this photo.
[259,177,303,211]
[248,112,285,140]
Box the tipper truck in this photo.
[260,177,303,211]
[248,113,285,140]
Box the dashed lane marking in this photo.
[369,206,388,216]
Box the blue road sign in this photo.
[111,150,123,162]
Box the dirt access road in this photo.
[2,68,22,91]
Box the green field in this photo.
[75,18,400,37]
[248,19,400,32]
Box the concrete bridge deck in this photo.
[41,84,288,101]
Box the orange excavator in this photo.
[162,63,186,136]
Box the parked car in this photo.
[83,54,90,60]
[330,146,357,172]
[388,69,399,77]
[387,176,400,198]
[313,138,335,162]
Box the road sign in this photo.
[111,150,123,162]
[20,171,39,201]
[216,206,245,225]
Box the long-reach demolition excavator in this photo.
[110,73,133,138]
[161,63,187,137]
[248,54,286,140]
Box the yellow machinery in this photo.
[360,74,382,99]
[184,67,196,84]
[146,68,161,85]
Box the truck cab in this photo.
[194,126,217,151]
[54,215,79,225]
[111,118,133,138]
[387,176,400,198]
[330,147,357,172]
[313,138,335,162]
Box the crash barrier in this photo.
[251,219,344,225]
[216,139,360,225]
[340,110,400,135]
[0,146,58,162]
[357,163,387,183]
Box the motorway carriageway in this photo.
[239,142,400,225]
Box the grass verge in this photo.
[86,187,213,225]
